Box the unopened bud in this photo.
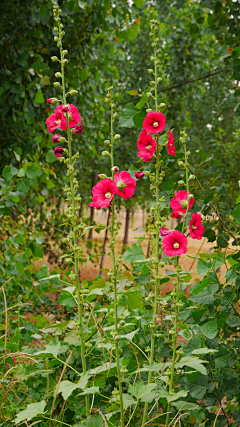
[146,108,152,113]
[62,49,68,56]
[189,193,194,200]
[53,82,61,88]
[51,56,58,62]
[103,140,110,145]
[62,59,68,65]
[113,134,120,141]
[189,175,195,181]
[69,89,78,96]
[55,72,62,78]
[146,92,152,98]
[159,103,165,108]
[148,69,154,73]
[157,77,162,82]
[178,180,185,185]
[54,36,59,42]
[97,174,107,179]
[178,160,184,167]
[112,166,119,172]
[102,151,111,157]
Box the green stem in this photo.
[142,40,160,425]
[110,101,124,427]
[165,257,180,427]
[59,23,89,417]
[181,143,189,233]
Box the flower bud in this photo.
[189,193,194,200]
[113,134,120,141]
[54,146,64,158]
[157,77,162,82]
[148,69,154,73]
[178,160,184,167]
[53,27,58,32]
[146,92,152,98]
[53,82,61,88]
[178,180,185,185]
[47,97,58,104]
[150,56,155,61]
[60,23,64,29]
[104,139,110,145]
[102,151,111,157]
[186,150,191,156]
[62,59,68,65]
[54,36,59,42]
[135,171,145,179]
[97,174,107,179]
[62,49,68,56]
[189,174,195,181]
[159,103,165,108]
[146,108,152,113]
[112,166,119,172]
[113,112,118,119]
[55,72,62,78]
[60,31,65,37]
[69,89,78,96]
[57,42,61,48]
[52,134,63,144]
[51,56,58,62]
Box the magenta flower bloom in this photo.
[52,134,62,144]
[46,109,67,133]
[172,211,182,219]
[189,212,204,240]
[62,104,69,112]
[142,112,166,134]
[72,124,83,134]
[56,104,81,129]
[135,171,145,179]
[167,130,176,157]
[114,171,136,200]
[89,178,118,209]
[162,230,188,257]
[170,190,195,215]
[160,227,170,237]
[54,146,64,158]
[137,130,156,162]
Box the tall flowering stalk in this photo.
[47,5,89,416]
[142,20,167,424]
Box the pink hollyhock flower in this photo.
[142,112,166,134]
[167,130,176,157]
[52,134,62,144]
[162,230,188,257]
[62,104,69,112]
[170,190,195,214]
[72,124,83,134]
[54,146,64,158]
[135,171,145,179]
[89,178,118,209]
[46,108,67,133]
[56,104,81,129]
[47,98,53,104]
[189,212,204,240]
[137,130,156,162]
[114,171,136,200]
[160,227,170,237]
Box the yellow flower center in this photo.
[173,242,180,249]
[105,192,111,199]
[146,145,152,150]
[153,121,159,128]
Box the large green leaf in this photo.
[122,243,144,263]
[34,341,61,358]
[214,346,229,370]
[201,319,218,339]
[197,259,211,276]
[128,380,157,399]
[15,400,46,424]
[176,357,208,375]
[119,103,138,128]
[35,88,45,103]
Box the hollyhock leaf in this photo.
[17,168,25,177]
[46,149,57,163]
[129,380,157,399]
[197,259,211,276]
[176,357,208,375]
[119,103,138,128]
[17,180,30,194]
[127,292,143,310]
[201,319,218,339]
[225,266,237,285]
[78,387,99,396]
[136,94,148,109]
[80,68,88,81]
[214,346,229,370]
[192,276,211,295]
[172,401,199,411]
[126,89,138,96]
[122,394,137,409]
[3,165,17,181]
[57,380,79,400]
[14,400,46,424]
[231,204,240,224]
[40,75,50,85]
[232,46,240,60]
[134,0,145,8]
[26,164,40,179]
[133,109,147,128]
[35,341,61,358]
[126,24,139,41]
[232,62,240,80]
[122,243,144,263]
[35,89,44,104]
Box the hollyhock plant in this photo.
[89,178,118,209]
[137,129,156,162]
[142,111,166,134]
[162,230,188,257]
[114,171,136,200]
[47,98,54,104]
[54,146,64,158]
[167,130,176,157]
[135,171,145,179]
[172,211,182,219]
[160,227,170,237]
[189,212,204,240]
[170,190,195,214]
[56,104,81,129]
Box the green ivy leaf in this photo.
[14,400,46,424]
